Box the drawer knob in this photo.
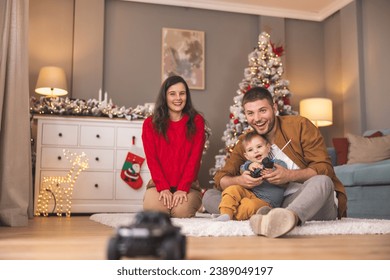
[132,136,136,145]
[58,133,63,137]
[95,157,99,161]
[96,134,100,139]
[57,156,62,160]
[94,184,99,188]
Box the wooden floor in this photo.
[0,215,389,260]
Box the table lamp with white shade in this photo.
[299,98,333,127]
[35,66,68,97]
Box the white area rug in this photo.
[90,213,390,237]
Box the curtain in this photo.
[0,0,32,226]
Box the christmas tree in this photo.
[210,32,296,178]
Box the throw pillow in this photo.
[366,131,384,138]
[332,131,384,165]
[347,133,390,164]
[332,138,349,165]
[363,129,390,136]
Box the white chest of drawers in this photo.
[33,115,150,214]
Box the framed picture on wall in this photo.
[162,28,205,90]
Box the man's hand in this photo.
[172,190,188,207]
[239,171,264,189]
[220,171,263,190]
[262,163,317,185]
[159,189,173,209]
[261,163,291,185]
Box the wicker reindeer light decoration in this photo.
[35,150,89,217]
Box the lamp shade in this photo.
[35,66,68,96]
[300,98,333,127]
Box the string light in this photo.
[35,150,89,217]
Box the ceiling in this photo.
[125,0,355,21]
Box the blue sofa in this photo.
[328,130,390,220]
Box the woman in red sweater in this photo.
[142,75,205,218]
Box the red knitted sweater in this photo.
[141,114,205,192]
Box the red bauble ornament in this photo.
[244,85,252,94]
[282,96,290,105]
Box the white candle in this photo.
[98,89,102,102]
[104,91,108,103]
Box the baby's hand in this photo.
[261,168,273,175]
[249,162,262,171]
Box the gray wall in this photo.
[29,0,74,96]
[324,12,344,144]
[340,1,365,135]
[72,0,105,98]
[361,0,390,130]
[29,0,390,188]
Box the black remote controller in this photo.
[250,168,262,178]
[250,157,274,178]
[262,157,274,169]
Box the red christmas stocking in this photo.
[120,152,145,189]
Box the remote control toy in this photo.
[107,211,186,260]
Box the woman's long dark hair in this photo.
[152,75,199,140]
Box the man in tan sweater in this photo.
[203,87,347,238]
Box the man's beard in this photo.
[251,115,276,136]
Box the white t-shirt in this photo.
[270,144,302,196]
[270,144,338,206]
